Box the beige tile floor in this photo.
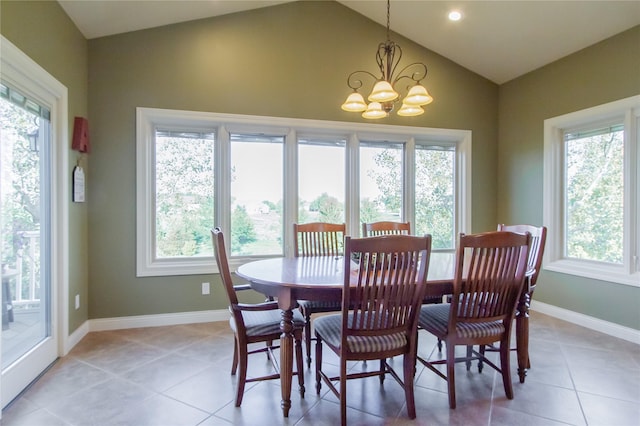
[2,311,639,426]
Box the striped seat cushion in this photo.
[419,303,505,340]
[230,309,305,337]
[314,314,408,353]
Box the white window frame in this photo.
[136,107,472,277]
[543,95,640,287]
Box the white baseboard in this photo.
[61,309,230,356]
[88,309,230,332]
[62,304,638,358]
[64,321,89,355]
[532,301,640,345]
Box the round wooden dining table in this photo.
[236,252,456,417]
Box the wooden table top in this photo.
[236,252,456,300]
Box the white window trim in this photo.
[136,107,472,277]
[543,95,640,287]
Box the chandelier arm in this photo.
[392,62,428,86]
[346,70,379,90]
[388,42,402,83]
[376,41,403,83]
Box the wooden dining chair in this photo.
[294,222,346,367]
[363,221,443,314]
[361,220,411,237]
[314,234,432,426]
[211,227,306,406]
[417,231,530,409]
[476,224,547,382]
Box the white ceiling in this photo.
[58,0,640,84]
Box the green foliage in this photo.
[566,131,623,263]
[155,135,214,257]
[309,192,343,223]
[360,198,382,224]
[414,149,454,248]
[370,150,403,215]
[368,146,455,249]
[231,204,257,254]
[84,123,636,264]
[262,200,278,212]
[1,98,43,294]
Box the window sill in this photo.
[545,259,639,287]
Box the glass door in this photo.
[1,82,56,407]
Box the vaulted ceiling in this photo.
[58,0,640,84]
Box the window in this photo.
[359,141,404,228]
[543,95,640,286]
[154,129,214,258]
[415,143,455,249]
[136,108,472,276]
[230,133,284,256]
[298,137,346,224]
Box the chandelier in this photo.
[341,0,433,119]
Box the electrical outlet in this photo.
[202,282,210,295]
[75,294,80,310]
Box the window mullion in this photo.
[346,133,359,236]
[284,129,298,257]
[628,109,640,274]
[405,137,415,229]
[216,125,231,236]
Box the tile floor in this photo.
[2,311,639,426]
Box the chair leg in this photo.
[379,358,385,384]
[500,337,514,400]
[446,343,457,409]
[516,305,530,383]
[465,345,473,371]
[315,335,323,395]
[235,341,248,407]
[403,353,417,419]
[478,345,485,373]
[304,310,313,368]
[340,357,348,426]
[231,336,239,375]
[295,331,306,398]
[265,340,272,361]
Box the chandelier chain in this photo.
[386,0,391,42]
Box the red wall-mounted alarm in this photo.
[72,117,90,153]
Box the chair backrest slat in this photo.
[343,235,431,338]
[362,221,411,237]
[294,222,346,257]
[497,224,547,286]
[453,231,530,325]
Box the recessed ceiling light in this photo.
[448,10,462,21]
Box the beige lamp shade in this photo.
[403,84,433,106]
[397,103,424,117]
[368,80,399,102]
[362,102,387,119]
[341,92,367,112]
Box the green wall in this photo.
[3,1,636,332]
[498,26,640,329]
[0,0,89,334]
[85,1,498,319]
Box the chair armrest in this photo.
[234,301,280,312]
